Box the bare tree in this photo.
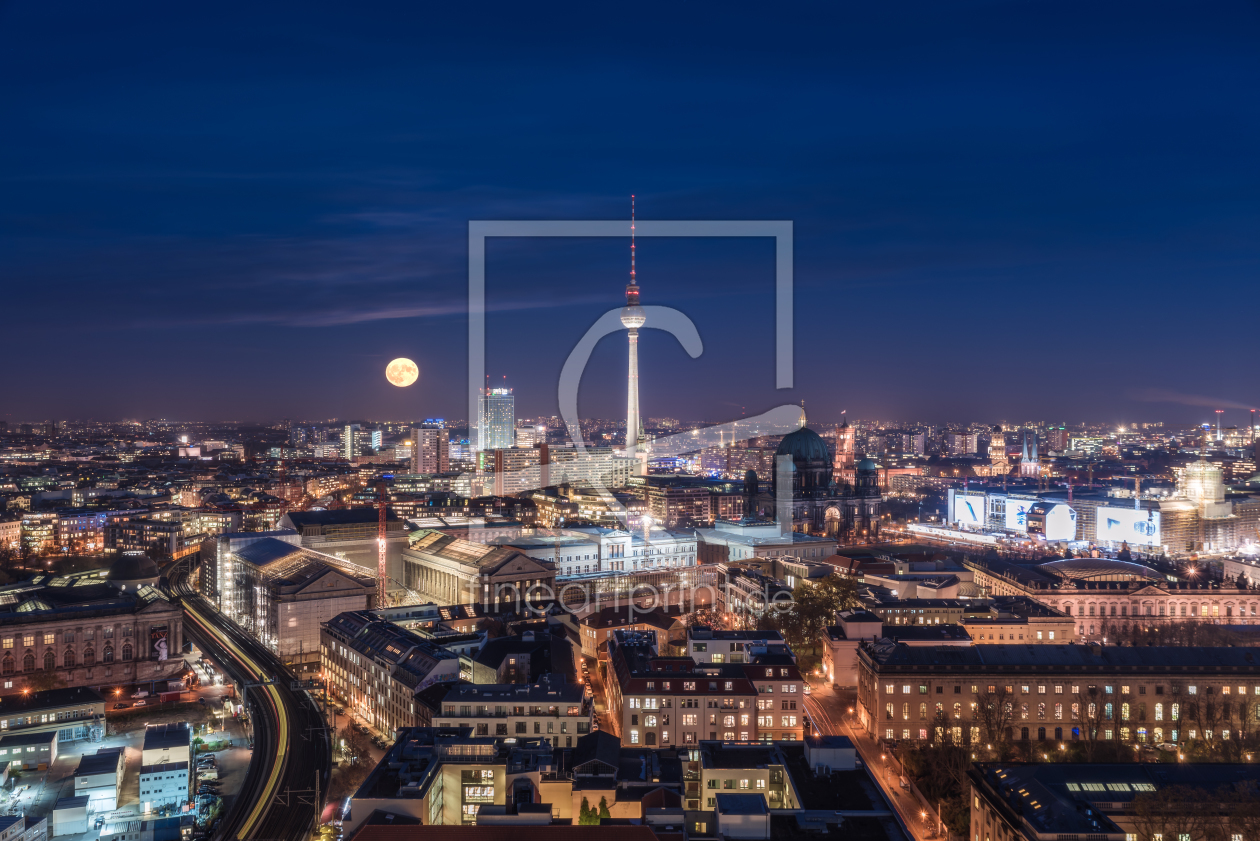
[1187,693,1225,755]
[1072,688,1106,761]
[974,686,1015,759]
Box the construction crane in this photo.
[377,479,388,608]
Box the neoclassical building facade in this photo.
[0,553,185,693]
[965,556,1259,638]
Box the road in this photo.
[169,562,331,841]
[803,683,942,841]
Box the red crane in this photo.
[377,480,388,607]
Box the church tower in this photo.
[988,426,1009,476]
[1019,430,1040,478]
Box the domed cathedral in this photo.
[746,426,882,541]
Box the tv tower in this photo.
[621,195,647,470]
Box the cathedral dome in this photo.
[775,427,831,463]
[107,551,160,591]
[856,457,879,472]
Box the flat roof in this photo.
[143,723,190,751]
[0,686,104,714]
[714,793,768,814]
[865,643,1260,670]
[75,749,122,777]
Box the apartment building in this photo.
[321,611,462,738]
[739,660,807,742]
[346,727,557,831]
[857,641,1260,747]
[432,675,592,748]
[685,627,791,665]
[607,630,806,747]
[579,606,685,659]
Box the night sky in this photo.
[4,1,1260,427]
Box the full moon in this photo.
[385,358,419,387]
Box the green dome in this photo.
[857,457,879,471]
[775,427,831,463]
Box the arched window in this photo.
[103,646,114,664]
[82,648,94,667]
[64,650,76,669]
[22,654,33,672]
[1,657,12,676]
[122,644,132,661]
[43,651,54,672]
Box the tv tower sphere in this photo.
[621,301,646,329]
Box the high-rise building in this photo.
[343,424,361,461]
[370,430,383,451]
[477,388,515,451]
[411,426,450,474]
[948,432,979,455]
[1048,424,1068,452]
[515,424,545,448]
[621,197,647,474]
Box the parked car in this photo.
[134,700,146,707]
[113,702,130,710]
[131,690,149,699]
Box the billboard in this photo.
[1028,503,1078,541]
[1096,506,1161,547]
[1004,498,1037,532]
[953,493,986,527]
[151,626,169,661]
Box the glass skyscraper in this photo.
[477,387,515,451]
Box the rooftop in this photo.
[75,748,122,777]
[0,686,104,715]
[714,793,767,815]
[142,723,190,751]
[862,642,1260,670]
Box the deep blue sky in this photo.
[4,1,1260,427]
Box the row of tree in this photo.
[1130,784,1260,841]
[756,574,861,653]
[916,686,1260,763]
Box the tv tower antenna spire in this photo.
[621,194,647,471]
[630,194,636,286]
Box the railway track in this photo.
[169,564,330,841]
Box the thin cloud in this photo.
[1127,388,1256,411]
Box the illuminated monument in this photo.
[621,196,647,474]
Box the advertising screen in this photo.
[1043,504,1078,541]
[1004,498,1037,532]
[151,626,169,661]
[953,493,986,527]
[1096,507,1161,547]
